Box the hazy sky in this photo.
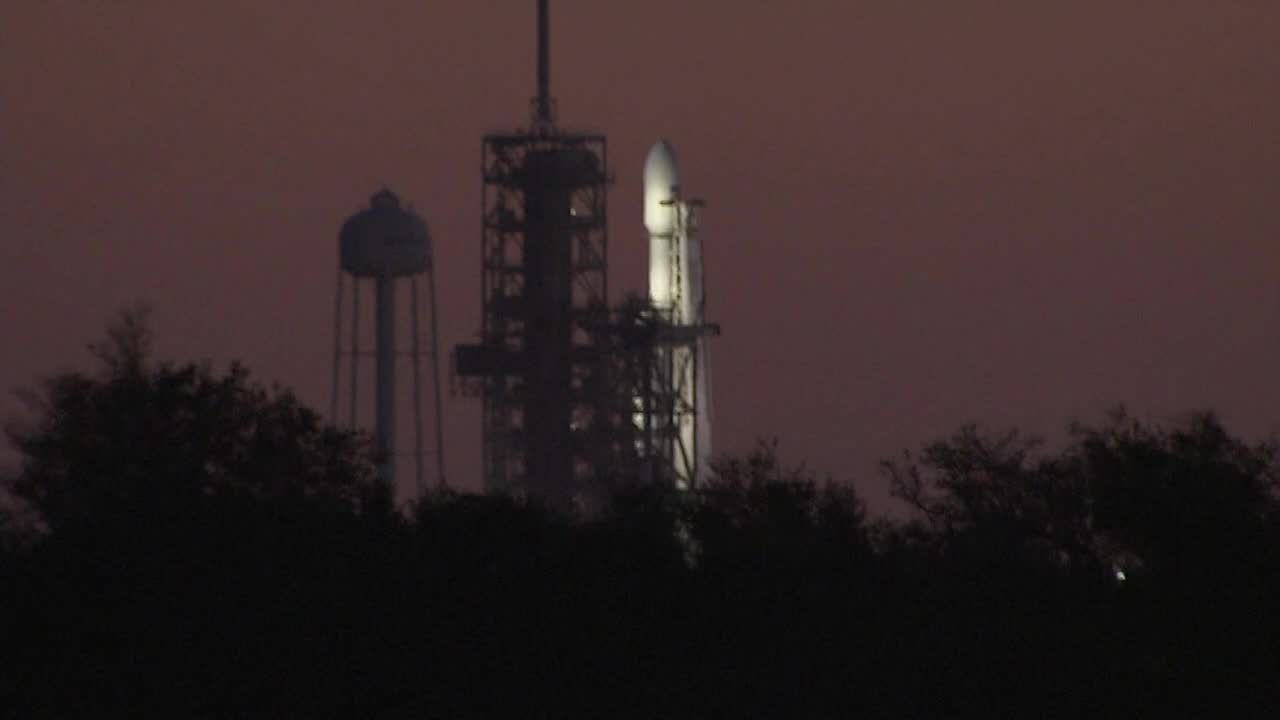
[4,1,1279,507]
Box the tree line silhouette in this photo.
[4,312,1279,717]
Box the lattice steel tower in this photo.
[455,0,611,506]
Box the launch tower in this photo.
[455,0,612,505]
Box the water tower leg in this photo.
[375,276,396,488]
[350,278,360,428]
[410,276,425,497]
[331,270,344,421]
[427,266,446,489]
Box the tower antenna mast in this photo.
[534,0,554,128]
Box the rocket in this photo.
[644,140,682,315]
[644,140,713,488]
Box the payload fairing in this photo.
[644,140,713,489]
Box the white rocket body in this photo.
[644,140,712,488]
[644,141,682,315]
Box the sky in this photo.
[3,1,1279,509]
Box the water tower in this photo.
[331,188,446,495]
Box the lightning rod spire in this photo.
[534,0,554,128]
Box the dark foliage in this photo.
[4,316,1280,716]
[882,410,1280,716]
[6,309,386,536]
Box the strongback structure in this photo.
[332,189,446,496]
[644,140,715,490]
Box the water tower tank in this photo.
[339,189,431,277]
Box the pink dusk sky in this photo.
[3,1,1279,507]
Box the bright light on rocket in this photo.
[644,138,713,489]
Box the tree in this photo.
[1074,409,1279,575]
[696,440,869,566]
[5,308,384,534]
[883,425,1095,572]
[881,411,1280,714]
[2,309,399,715]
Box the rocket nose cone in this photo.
[644,140,680,235]
[644,140,679,190]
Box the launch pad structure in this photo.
[455,0,716,507]
[464,121,611,498]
